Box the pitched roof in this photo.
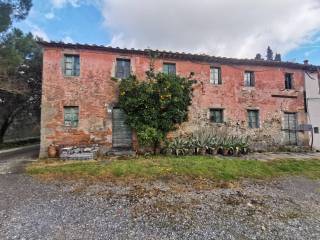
[38,41,319,71]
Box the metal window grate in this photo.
[210,67,222,85]
[285,73,293,89]
[210,109,224,123]
[116,59,131,79]
[244,71,255,87]
[283,113,297,145]
[163,63,176,75]
[248,110,259,128]
[64,106,79,127]
[64,55,80,76]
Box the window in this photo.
[210,109,224,123]
[248,110,259,128]
[163,63,176,75]
[314,127,319,134]
[244,71,255,87]
[285,73,293,89]
[64,54,80,76]
[64,106,79,127]
[116,59,131,79]
[210,67,222,85]
[283,113,297,145]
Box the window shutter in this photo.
[251,72,255,86]
[218,68,222,84]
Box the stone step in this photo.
[60,152,98,160]
[107,148,136,156]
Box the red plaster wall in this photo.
[40,47,308,157]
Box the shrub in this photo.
[119,70,193,154]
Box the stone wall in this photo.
[40,47,309,157]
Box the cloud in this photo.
[32,26,50,41]
[45,12,55,19]
[26,22,50,41]
[101,0,320,58]
[50,0,81,8]
[62,36,74,43]
[50,0,102,8]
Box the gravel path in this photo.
[0,174,319,240]
[0,145,39,174]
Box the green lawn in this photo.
[27,156,320,182]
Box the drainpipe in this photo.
[303,60,312,150]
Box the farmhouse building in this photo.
[305,67,320,150]
[38,41,318,157]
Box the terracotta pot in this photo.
[212,149,218,155]
[223,149,229,156]
[234,148,240,157]
[48,145,57,158]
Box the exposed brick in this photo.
[39,47,309,157]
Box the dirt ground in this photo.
[0,174,319,240]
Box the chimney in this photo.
[304,59,309,65]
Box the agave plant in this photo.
[238,136,250,154]
[219,137,231,156]
[167,137,187,156]
[165,129,250,157]
[188,129,215,155]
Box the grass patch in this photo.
[27,156,320,182]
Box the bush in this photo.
[119,70,193,153]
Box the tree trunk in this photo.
[153,140,159,155]
[0,117,10,144]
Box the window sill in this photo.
[63,75,80,78]
[242,86,255,89]
[271,91,298,98]
[210,83,223,86]
[63,126,79,131]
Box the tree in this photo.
[0,0,32,33]
[0,28,42,143]
[266,46,273,61]
[255,53,262,60]
[118,70,193,153]
[274,53,282,61]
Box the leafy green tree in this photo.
[118,70,193,153]
[274,53,282,61]
[0,0,32,33]
[254,53,262,60]
[266,46,274,61]
[0,28,42,143]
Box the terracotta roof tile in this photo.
[37,41,319,71]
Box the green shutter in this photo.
[64,107,79,127]
[112,108,132,148]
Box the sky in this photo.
[14,0,320,65]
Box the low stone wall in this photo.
[59,144,100,160]
[169,108,309,152]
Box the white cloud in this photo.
[62,36,74,43]
[50,0,102,8]
[45,12,55,19]
[50,0,81,8]
[32,26,50,41]
[100,0,320,58]
[26,22,50,41]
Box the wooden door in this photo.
[112,108,132,149]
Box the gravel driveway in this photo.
[0,173,319,240]
[0,144,39,174]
